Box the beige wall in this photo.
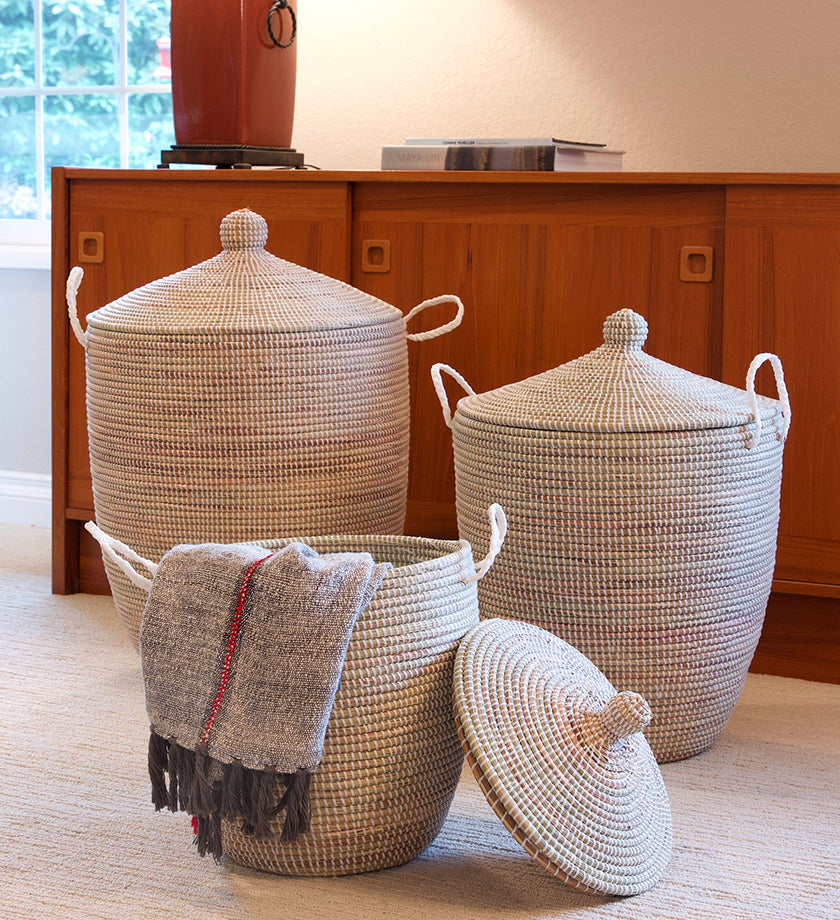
[293,0,840,172]
[0,269,51,476]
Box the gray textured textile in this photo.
[140,541,391,773]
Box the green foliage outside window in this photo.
[0,0,173,219]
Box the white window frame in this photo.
[0,0,171,269]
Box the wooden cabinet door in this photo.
[723,186,840,595]
[53,170,350,593]
[351,180,726,538]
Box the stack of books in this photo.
[381,137,624,172]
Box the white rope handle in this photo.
[745,352,791,449]
[66,266,87,348]
[84,521,158,592]
[465,503,508,583]
[430,362,477,429]
[404,294,465,342]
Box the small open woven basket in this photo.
[87,505,507,876]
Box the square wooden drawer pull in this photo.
[78,231,104,263]
[680,246,713,282]
[361,239,391,273]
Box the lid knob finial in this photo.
[220,209,269,252]
[596,691,652,743]
[603,309,648,350]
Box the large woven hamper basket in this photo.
[87,505,507,876]
[67,209,462,648]
[432,309,790,763]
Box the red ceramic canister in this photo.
[170,0,297,147]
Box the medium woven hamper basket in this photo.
[66,209,462,648]
[433,309,791,763]
[87,505,507,876]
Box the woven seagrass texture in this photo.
[219,532,481,876]
[438,310,789,763]
[77,210,420,647]
[453,618,672,897]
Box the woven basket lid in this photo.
[453,617,672,896]
[455,309,781,433]
[85,209,403,335]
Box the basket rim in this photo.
[452,391,784,436]
[248,533,473,578]
[84,312,408,338]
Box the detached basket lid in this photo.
[85,209,403,335]
[453,617,672,896]
[455,309,783,433]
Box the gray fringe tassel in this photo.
[275,768,312,842]
[147,729,313,860]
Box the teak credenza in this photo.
[52,168,840,682]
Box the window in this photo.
[0,0,173,235]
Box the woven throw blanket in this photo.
[139,540,390,859]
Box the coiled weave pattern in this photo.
[435,310,789,763]
[85,508,506,877]
[219,532,482,876]
[70,209,462,646]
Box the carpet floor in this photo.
[1,523,838,919]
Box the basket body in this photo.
[219,532,480,875]
[452,422,784,763]
[81,210,413,647]
[86,323,409,646]
[441,310,789,763]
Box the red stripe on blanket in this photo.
[200,553,272,745]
